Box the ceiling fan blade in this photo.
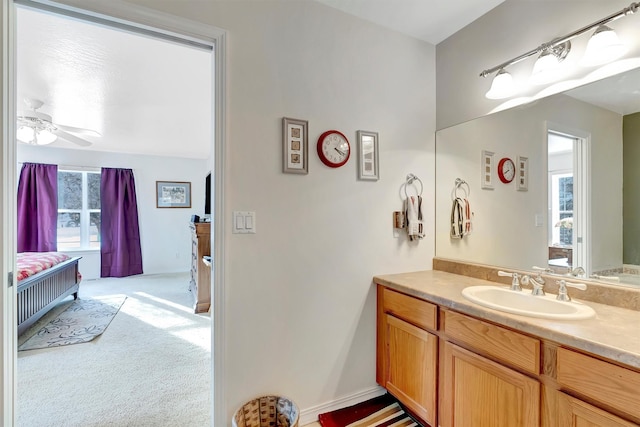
[54,123,101,137]
[53,129,92,147]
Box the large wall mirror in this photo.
[435,66,640,288]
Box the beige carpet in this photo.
[17,272,211,427]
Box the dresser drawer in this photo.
[382,288,438,332]
[443,310,540,374]
[557,347,640,420]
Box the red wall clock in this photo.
[497,157,516,183]
[317,130,350,168]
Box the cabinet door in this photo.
[385,314,437,426]
[440,341,540,427]
[557,392,639,427]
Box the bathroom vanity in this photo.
[375,266,640,427]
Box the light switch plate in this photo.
[232,211,256,234]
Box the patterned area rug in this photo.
[319,394,421,427]
[19,296,126,351]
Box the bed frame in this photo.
[17,256,82,336]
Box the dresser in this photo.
[189,222,211,313]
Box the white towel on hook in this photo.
[405,196,425,241]
[451,197,473,239]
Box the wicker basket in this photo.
[232,395,299,427]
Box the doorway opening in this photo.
[5,1,226,425]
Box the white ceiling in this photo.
[314,0,505,44]
[17,7,212,159]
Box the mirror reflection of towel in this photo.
[405,196,424,241]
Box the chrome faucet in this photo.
[556,280,587,301]
[522,275,545,296]
[498,270,521,291]
[567,266,586,277]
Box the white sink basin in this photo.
[461,286,596,320]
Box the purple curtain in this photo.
[17,163,58,252]
[100,168,143,277]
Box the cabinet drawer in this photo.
[443,310,540,374]
[557,347,640,420]
[383,288,437,331]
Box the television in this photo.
[204,172,211,216]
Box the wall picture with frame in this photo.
[282,117,309,174]
[357,130,379,181]
[156,181,192,208]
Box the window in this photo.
[57,170,101,250]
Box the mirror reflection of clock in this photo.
[498,157,515,183]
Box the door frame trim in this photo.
[3,1,227,425]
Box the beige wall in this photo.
[437,0,640,129]
[623,112,640,264]
[5,0,437,423]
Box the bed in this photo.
[17,252,82,335]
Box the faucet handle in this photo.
[498,270,521,291]
[566,282,587,290]
[556,280,587,301]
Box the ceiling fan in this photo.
[17,98,100,147]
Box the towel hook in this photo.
[451,178,470,201]
[404,173,423,198]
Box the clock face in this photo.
[317,130,350,168]
[498,157,515,183]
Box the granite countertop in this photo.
[374,270,640,370]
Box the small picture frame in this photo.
[517,155,529,191]
[156,181,192,208]
[282,117,308,174]
[481,150,494,190]
[357,130,379,181]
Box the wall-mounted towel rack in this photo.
[451,178,470,200]
[404,173,423,198]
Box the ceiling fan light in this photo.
[16,125,35,143]
[35,129,57,145]
[581,25,627,67]
[485,69,516,99]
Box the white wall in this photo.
[34,0,437,422]
[17,145,209,279]
[435,94,622,273]
[437,0,640,129]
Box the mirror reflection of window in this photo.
[551,173,573,245]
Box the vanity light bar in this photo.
[479,1,639,78]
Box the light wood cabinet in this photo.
[385,314,437,424]
[376,284,640,427]
[189,222,211,313]
[443,309,540,375]
[557,347,640,424]
[557,393,639,427]
[440,341,540,427]
[377,286,438,425]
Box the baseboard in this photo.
[299,385,387,425]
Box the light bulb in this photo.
[485,69,516,99]
[35,129,57,145]
[581,25,627,67]
[530,50,563,85]
[17,125,35,143]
